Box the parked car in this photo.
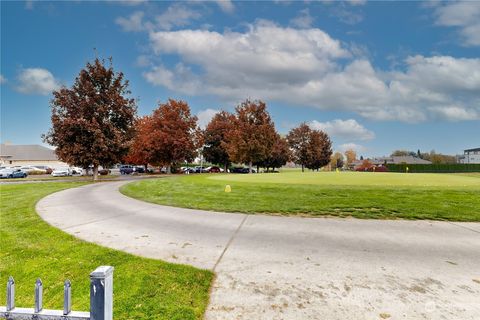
[206,166,221,173]
[134,166,145,174]
[119,165,135,175]
[194,166,207,173]
[98,169,111,175]
[0,168,28,179]
[182,167,196,174]
[71,167,83,175]
[231,167,256,174]
[51,167,72,177]
[19,166,47,174]
[32,165,53,174]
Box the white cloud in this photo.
[0,74,6,84]
[433,1,480,46]
[115,11,145,32]
[143,22,480,123]
[197,108,219,129]
[154,4,201,30]
[215,0,235,13]
[338,143,366,153]
[428,106,480,121]
[16,68,60,95]
[330,5,363,25]
[290,8,314,28]
[135,55,152,67]
[309,119,375,141]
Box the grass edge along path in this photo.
[0,182,213,320]
[120,172,480,222]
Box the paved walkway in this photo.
[36,181,480,320]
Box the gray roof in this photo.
[353,155,432,166]
[0,144,58,161]
[465,147,480,152]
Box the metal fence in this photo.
[0,266,113,320]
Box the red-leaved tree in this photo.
[43,58,137,181]
[226,100,277,173]
[126,99,200,173]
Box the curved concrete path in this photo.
[37,181,480,320]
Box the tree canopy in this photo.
[225,100,277,173]
[43,58,137,180]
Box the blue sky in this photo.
[1,0,479,157]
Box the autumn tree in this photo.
[43,58,137,181]
[226,100,277,173]
[255,134,291,172]
[305,130,332,171]
[137,99,199,173]
[286,123,311,172]
[344,149,357,167]
[124,117,152,170]
[203,111,236,172]
[330,151,344,170]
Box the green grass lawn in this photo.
[121,171,480,221]
[0,183,213,320]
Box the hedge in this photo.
[386,163,480,173]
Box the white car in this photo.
[19,166,47,174]
[51,167,72,177]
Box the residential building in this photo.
[352,155,432,169]
[0,144,67,168]
[457,147,480,164]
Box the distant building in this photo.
[0,144,67,168]
[457,148,480,164]
[352,155,432,169]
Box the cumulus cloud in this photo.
[16,68,60,95]
[0,74,6,84]
[215,0,235,13]
[142,21,480,122]
[338,143,366,153]
[115,11,145,32]
[433,1,480,46]
[197,108,219,129]
[154,4,201,30]
[309,119,375,141]
[290,8,314,28]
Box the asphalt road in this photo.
[36,181,480,320]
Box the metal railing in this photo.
[0,266,113,320]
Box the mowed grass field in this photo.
[121,171,480,221]
[0,183,213,320]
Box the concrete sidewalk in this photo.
[36,181,480,320]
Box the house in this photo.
[457,147,480,164]
[352,155,432,169]
[0,144,67,168]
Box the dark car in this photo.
[206,166,221,173]
[119,165,135,175]
[194,166,207,173]
[134,166,145,173]
[231,167,256,174]
[0,169,28,179]
[99,169,111,175]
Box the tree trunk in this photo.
[167,165,171,174]
[224,163,228,173]
[249,161,253,174]
[301,164,304,172]
[93,165,99,181]
[256,165,259,173]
